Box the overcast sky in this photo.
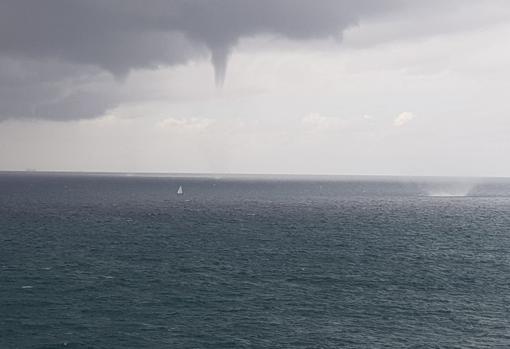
[1,0,509,176]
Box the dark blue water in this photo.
[1,173,510,348]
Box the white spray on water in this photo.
[424,179,477,197]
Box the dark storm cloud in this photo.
[0,0,412,120]
[1,1,397,78]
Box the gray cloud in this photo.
[0,0,463,120]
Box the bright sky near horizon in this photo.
[1,1,509,176]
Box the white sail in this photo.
[177,185,183,195]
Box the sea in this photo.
[1,172,510,348]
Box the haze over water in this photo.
[1,173,510,348]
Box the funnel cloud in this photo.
[211,46,230,87]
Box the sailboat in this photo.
[177,185,183,195]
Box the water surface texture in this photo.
[1,173,510,348]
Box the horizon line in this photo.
[1,169,509,180]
